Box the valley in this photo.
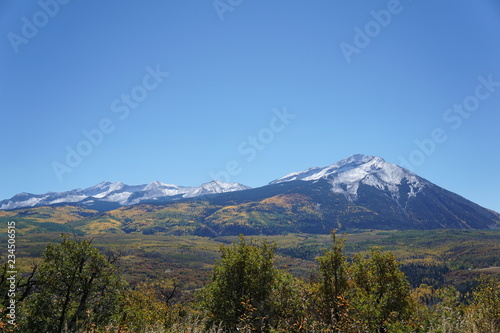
[4,228,499,295]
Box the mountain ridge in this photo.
[2,154,499,234]
[0,180,251,210]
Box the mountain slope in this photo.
[2,154,499,235]
[268,154,499,230]
[61,175,499,236]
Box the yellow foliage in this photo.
[261,194,311,209]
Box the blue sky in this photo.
[1,0,500,212]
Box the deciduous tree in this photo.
[351,248,415,332]
[201,235,277,331]
[20,235,125,333]
[315,231,351,329]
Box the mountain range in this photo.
[1,154,499,235]
[0,180,250,211]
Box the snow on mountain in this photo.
[187,180,252,198]
[0,154,431,210]
[2,155,498,231]
[0,193,49,210]
[271,154,427,201]
[0,180,251,210]
[82,181,126,198]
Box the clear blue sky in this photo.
[1,0,499,212]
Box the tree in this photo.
[20,235,125,333]
[0,259,38,323]
[120,279,184,332]
[201,235,277,331]
[466,275,500,332]
[315,231,351,329]
[351,248,415,332]
[271,269,313,331]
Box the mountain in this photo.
[262,154,500,230]
[270,154,425,202]
[1,154,499,235]
[0,180,251,211]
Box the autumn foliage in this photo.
[0,233,498,332]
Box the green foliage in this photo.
[315,232,350,328]
[119,279,188,332]
[19,235,126,333]
[465,276,500,331]
[270,270,313,331]
[311,234,419,332]
[0,229,498,332]
[405,276,500,332]
[201,235,277,331]
[351,248,416,332]
[401,262,450,288]
[200,233,421,332]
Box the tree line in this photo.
[0,233,499,332]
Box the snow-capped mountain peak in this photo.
[82,181,126,198]
[186,180,251,198]
[143,181,179,192]
[271,154,426,201]
[0,155,427,210]
[0,180,251,210]
[202,180,251,192]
